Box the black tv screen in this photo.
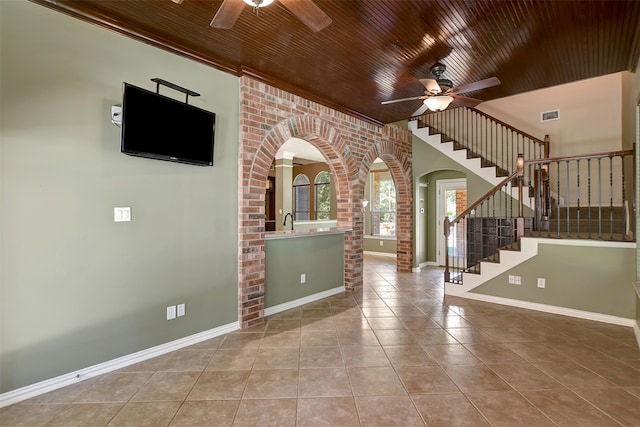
[120,83,215,166]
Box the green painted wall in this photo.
[411,131,495,267]
[472,244,636,319]
[265,234,344,307]
[363,237,397,254]
[1,2,239,393]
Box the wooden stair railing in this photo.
[445,149,636,285]
[525,149,635,241]
[444,156,530,284]
[415,107,550,179]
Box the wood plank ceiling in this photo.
[32,0,640,125]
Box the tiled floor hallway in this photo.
[2,254,640,426]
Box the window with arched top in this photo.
[293,174,310,221]
[314,171,331,220]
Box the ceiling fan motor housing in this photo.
[436,78,453,92]
[429,63,452,93]
[430,63,447,77]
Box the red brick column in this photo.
[238,76,412,328]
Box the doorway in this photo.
[436,178,467,266]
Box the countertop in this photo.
[265,227,352,240]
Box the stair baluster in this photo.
[413,109,635,284]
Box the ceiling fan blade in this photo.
[452,94,483,107]
[210,0,245,29]
[411,103,430,117]
[279,0,332,32]
[449,77,501,94]
[419,78,441,94]
[381,95,428,105]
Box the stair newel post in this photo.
[516,154,525,238]
[444,216,451,282]
[543,134,551,222]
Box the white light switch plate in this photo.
[167,305,176,320]
[177,303,185,317]
[114,207,131,222]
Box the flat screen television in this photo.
[120,82,215,166]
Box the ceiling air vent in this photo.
[541,109,560,122]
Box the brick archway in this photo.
[360,140,414,273]
[238,76,412,328]
[239,115,356,328]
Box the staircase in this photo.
[409,107,635,288]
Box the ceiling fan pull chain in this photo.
[253,0,263,16]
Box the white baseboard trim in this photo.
[0,321,239,409]
[363,251,396,258]
[265,286,345,317]
[413,261,439,272]
[450,292,636,327]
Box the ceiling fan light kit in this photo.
[425,95,453,112]
[242,0,274,8]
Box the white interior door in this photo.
[436,179,467,266]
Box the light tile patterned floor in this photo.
[2,254,640,426]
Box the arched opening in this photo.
[267,138,338,231]
[238,116,356,327]
[238,76,414,328]
[363,157,398,256]
[360,146,413,274]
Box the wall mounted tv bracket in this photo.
[150,78,200,104]
[111,105,122,126]
[111,78,201,127]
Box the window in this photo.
[370,170,396,236]
[314,171,331,220]
[293,174,310,220]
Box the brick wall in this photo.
[238,76,413,327]
[456,189,467,215]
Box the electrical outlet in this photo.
[177,303,186,317]
[300,273,306,284]
[537,278,546,288]
[379,241,383,246]
[167,305,176,320]
[514,275,522,285]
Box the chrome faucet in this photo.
[283,212,294,230]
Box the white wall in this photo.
[479,73,624,156]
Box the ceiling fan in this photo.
[382,63,501,116]
[171,0,332,32]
